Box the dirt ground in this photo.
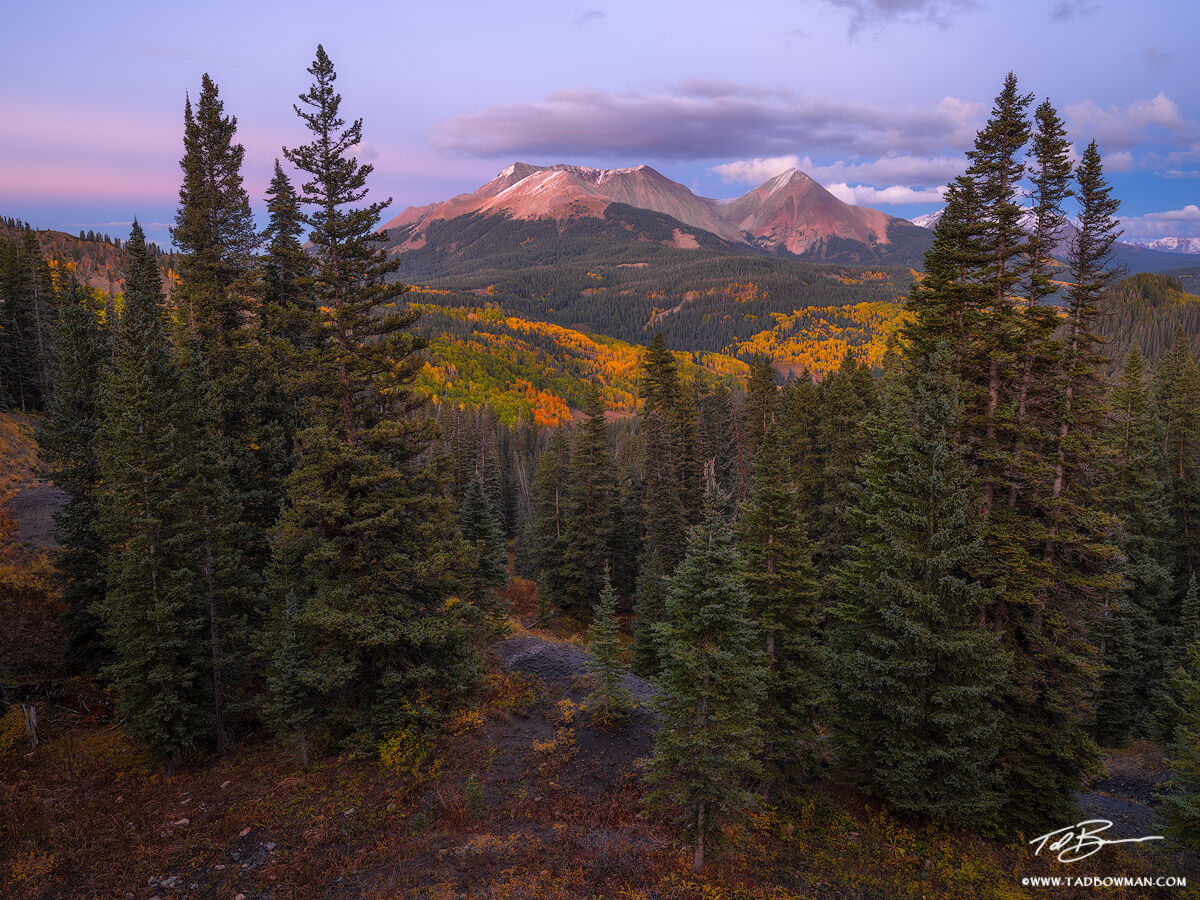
[8,483,65,550]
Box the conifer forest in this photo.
[2,38,1199,899]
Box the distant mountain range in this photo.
[1125,236,1200,254]
[381,162,934,271]
[910,206,1191,273]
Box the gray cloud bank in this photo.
[432,82,984,161]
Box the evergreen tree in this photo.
[262,591,319,769]
[458,474,509,634]
[779,372,821,514]
[172,74,257,351]
[37,276,107,670]
[0,231,56,411]
[813,351,874,596]
[632,411,686,676]
[587,566,633,724]
[264,46,476,745]
[738,427,822,786]
[560,386,616,617]
[1160,641,1200,851]
[1153,331,1200,585]
[832,353,1006,827]
[742,353,778,482]
[527,428,571,608]
[96,223,210,767]
[648,472,764,870]
[1096,349,1174,743]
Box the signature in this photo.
[1029,820,1164,863]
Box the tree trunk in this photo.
[693,803,706,871]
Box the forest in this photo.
[1,52,1199,897]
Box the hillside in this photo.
[1095,272,1200,364]
[0,221,175,295]
[408,298,748,423]
[404,248,915,354]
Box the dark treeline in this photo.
[10,65,1200,869]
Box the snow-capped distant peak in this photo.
[1127,236,1200,254]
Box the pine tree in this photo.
[528,428,571,609]
[263,46,476,745]
[170,74,262,751]
[96,222,210,767]
[648,472,764,870]
[458,474,509,634]
[1161,640,1200,852]
[0,231,56,411]
[831,353,1006,827]
[738,426,822,786]
[587,566,633,724]
[37,276,107,671]
[260,159,315,355]
[172,74,257,351]
[560,386,616,617]
[632,411,686,676]
[813,351,874,597]
[1154,331,1200,585]
[742,353,778,482]
[1096,349,1174,743]
[262,591,320,769]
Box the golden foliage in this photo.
[732,301,910,379]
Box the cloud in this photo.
[1103,150,1135,172]
[824,182,947,205]
[1121,204,1200,240]
[1065,92,1197,150]
[1143,46,1173,66]
[574,9,605,25]
[1049,0,1097,22]
[822,0,977,34]
[714,153,965,186]
[433,84,985,161]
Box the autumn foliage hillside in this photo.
[410,299,749,424]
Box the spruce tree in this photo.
[37,276,107,671]
[527,428,571,609]
[262,591,320,769]
[632,410,686,676]
[831,353,1006,827]
[1153,331,1200,585]
[587,567,633,724]
[742,353,779,481]
[1161,641,1200,852]
[458,474,509,634]
[172,74,257,350]
[264,46,475,746]
[738,426,822,786]
[560,386,616,617]
[96,222,210,767]
[648,471,764,870]
[1096,349,1174,743]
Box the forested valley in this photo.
[1,54,1198,898]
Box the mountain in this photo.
[381,163,933,269]
[722,168,889,254]
[1127,236,1200,254]
[908,206,1187,274]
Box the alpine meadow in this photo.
[3,3,1200,896]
